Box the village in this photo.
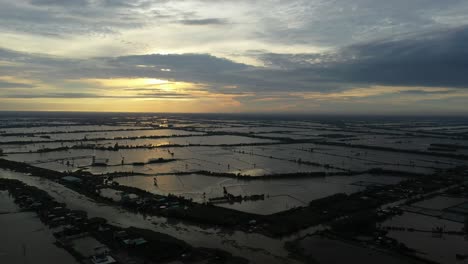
[0,178,248,264]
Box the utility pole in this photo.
[22,243,27,264]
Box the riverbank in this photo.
[0,178,248,264]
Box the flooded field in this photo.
[382,212,468,264]
[114,173,405,214]
[0,169,298,264]
[2,114,468,215]
[294,235,423,264]
[1,113,468,264]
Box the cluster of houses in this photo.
[61,175,182,214]
[1,179,152,264]
[100,178,189,213]
[10,186,116,263]
[208,186,265,205]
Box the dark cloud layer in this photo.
[111,53,248,72]
[4,0,467,46]
[257,26,468,89]
[1,25,468,100]
[0,81,35,89]
[330,26,468,87]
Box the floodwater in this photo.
[2,114,468,263]
[382,212,468,264]
[296,235,423,264]
[412,195,468,210]
[0,189,80,264]
[114,173,405,214]
[0,169,301,264]
[2,116,466,218]
[47,128,205,141]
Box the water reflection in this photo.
[0,169,300,264]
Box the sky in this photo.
[1,0,468,114]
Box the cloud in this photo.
[1,25,468,101]
[249,0,468,46]
[178,18,227,25]
[328,26,468,87]
[255,26,468,89]
[2,92,195,99]
[111,53,248,72]
[290,86,466,101]
[3,0,468,50]
[398,89,456,95]
[29,0,89,7]
[0,81,35,89]
[2,1,468,113]
[0,0,162,38]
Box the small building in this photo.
[62,176,82,184]
[91,254,116,264]
[91,246,115,264]
[123,237,147,247]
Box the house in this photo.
[123,237,147,247]
[91,254,116,264]
[62,176,82,184]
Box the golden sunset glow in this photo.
[0,0,467,114]
[290,86,463,101]
[79,78,169,88]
